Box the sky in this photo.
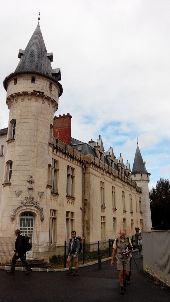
[0,0,170,189]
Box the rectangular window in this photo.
[66,166,75,197]
[49,209,57,245]
[139,197,142,213]
[4,160,13,183]
[112,186,116,209]
[52,159,59,194]
[0,145,4,156]
[8,119,16,140]
[100,181,105,208]
[140,219,143,230]
[131,219,134,234]
[122,191,126,212]
[130,194,133,213]
[66,211,75,241]
[113,217,117,237]
[123,218,126,231]
[101,216,106,240]
[47,164,52,187]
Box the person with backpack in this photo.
[67,230,81,276]
[7,229,32,275]
[111,230,133,295]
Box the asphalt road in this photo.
[0,257,169,302]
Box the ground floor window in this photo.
[49,209,57,244]
[20,212,34,240]
[66,211,75,241]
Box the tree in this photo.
[150,178,170,230]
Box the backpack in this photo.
[76,236,83,254]
[22,236,32,252]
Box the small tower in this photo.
[131,142,152,231]
[0,21,62,251]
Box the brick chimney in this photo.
[53,113,72,145]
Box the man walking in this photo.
[67,230,80,276]
[111,230,132,295]
[8,229,32,274]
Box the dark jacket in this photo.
[15,235,26,254]
[68,237,80,255]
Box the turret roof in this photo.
[3,23,63,95]
[132,143,149,174]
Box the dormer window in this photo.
[31,76,36,83]
[14,78,17,85]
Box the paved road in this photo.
[0,257,169,302]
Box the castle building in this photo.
[0,22,151,261]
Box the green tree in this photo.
[150,178,170,230]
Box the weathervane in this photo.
[38,12,40,24]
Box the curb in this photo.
[0,257,111,273]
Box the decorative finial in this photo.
[137,137,138,146]
[38,12,40,24]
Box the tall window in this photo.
[131,219,134,234]
[112,186,116,209]
[8,119,16,140]
[47,164,52,187]
[123,218,126,231]
[4,160,13,183]
[122,191,126,213]
[100,181,105,207]
[140,219,143,230]
[52,159,59,194]
[130,194,133,213]
[113,217,117,237]
[139,197,142,213]
[66,166,75,197]
[66,211,75,241]
[49,209,57,244]
[20,212,34,239]
[101,216,106,240]
[0,145,4,156]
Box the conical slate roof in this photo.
[15,24,52,75]
[132,144,149,174]
[3,23,63,96]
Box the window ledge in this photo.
[2,181,11,187]
[6,139,15,143]
[66,195,75,200]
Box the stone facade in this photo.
[0,23,151,262]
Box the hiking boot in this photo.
[120,286,125,295]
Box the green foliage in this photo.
[150,178,170,230]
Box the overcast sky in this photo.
[1,0,170,189]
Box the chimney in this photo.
[53,113,72,145]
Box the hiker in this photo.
[7,229,32,274]
[111,230,133,295]
[67,230,80,276]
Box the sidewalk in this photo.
[0,256,169,302]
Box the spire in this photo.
[132,143,149,175]
[3,23,63,96]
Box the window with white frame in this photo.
[100,181,105,207]
[101,216,106,240]
[0,145,4,156]
[66,166,75,197]
[4,160,13,183]
[52,159,59,194]
[8,119,16,140]
[122,191,126,212]
[66,211,75,241]
[112,186,116,209]
[49,209,57,244]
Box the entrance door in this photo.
[20,212,34,237]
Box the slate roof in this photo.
[132,144,149,174]
[71,138,97,157]
[3,24,63,96]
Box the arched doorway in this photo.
[20,212,34,239]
